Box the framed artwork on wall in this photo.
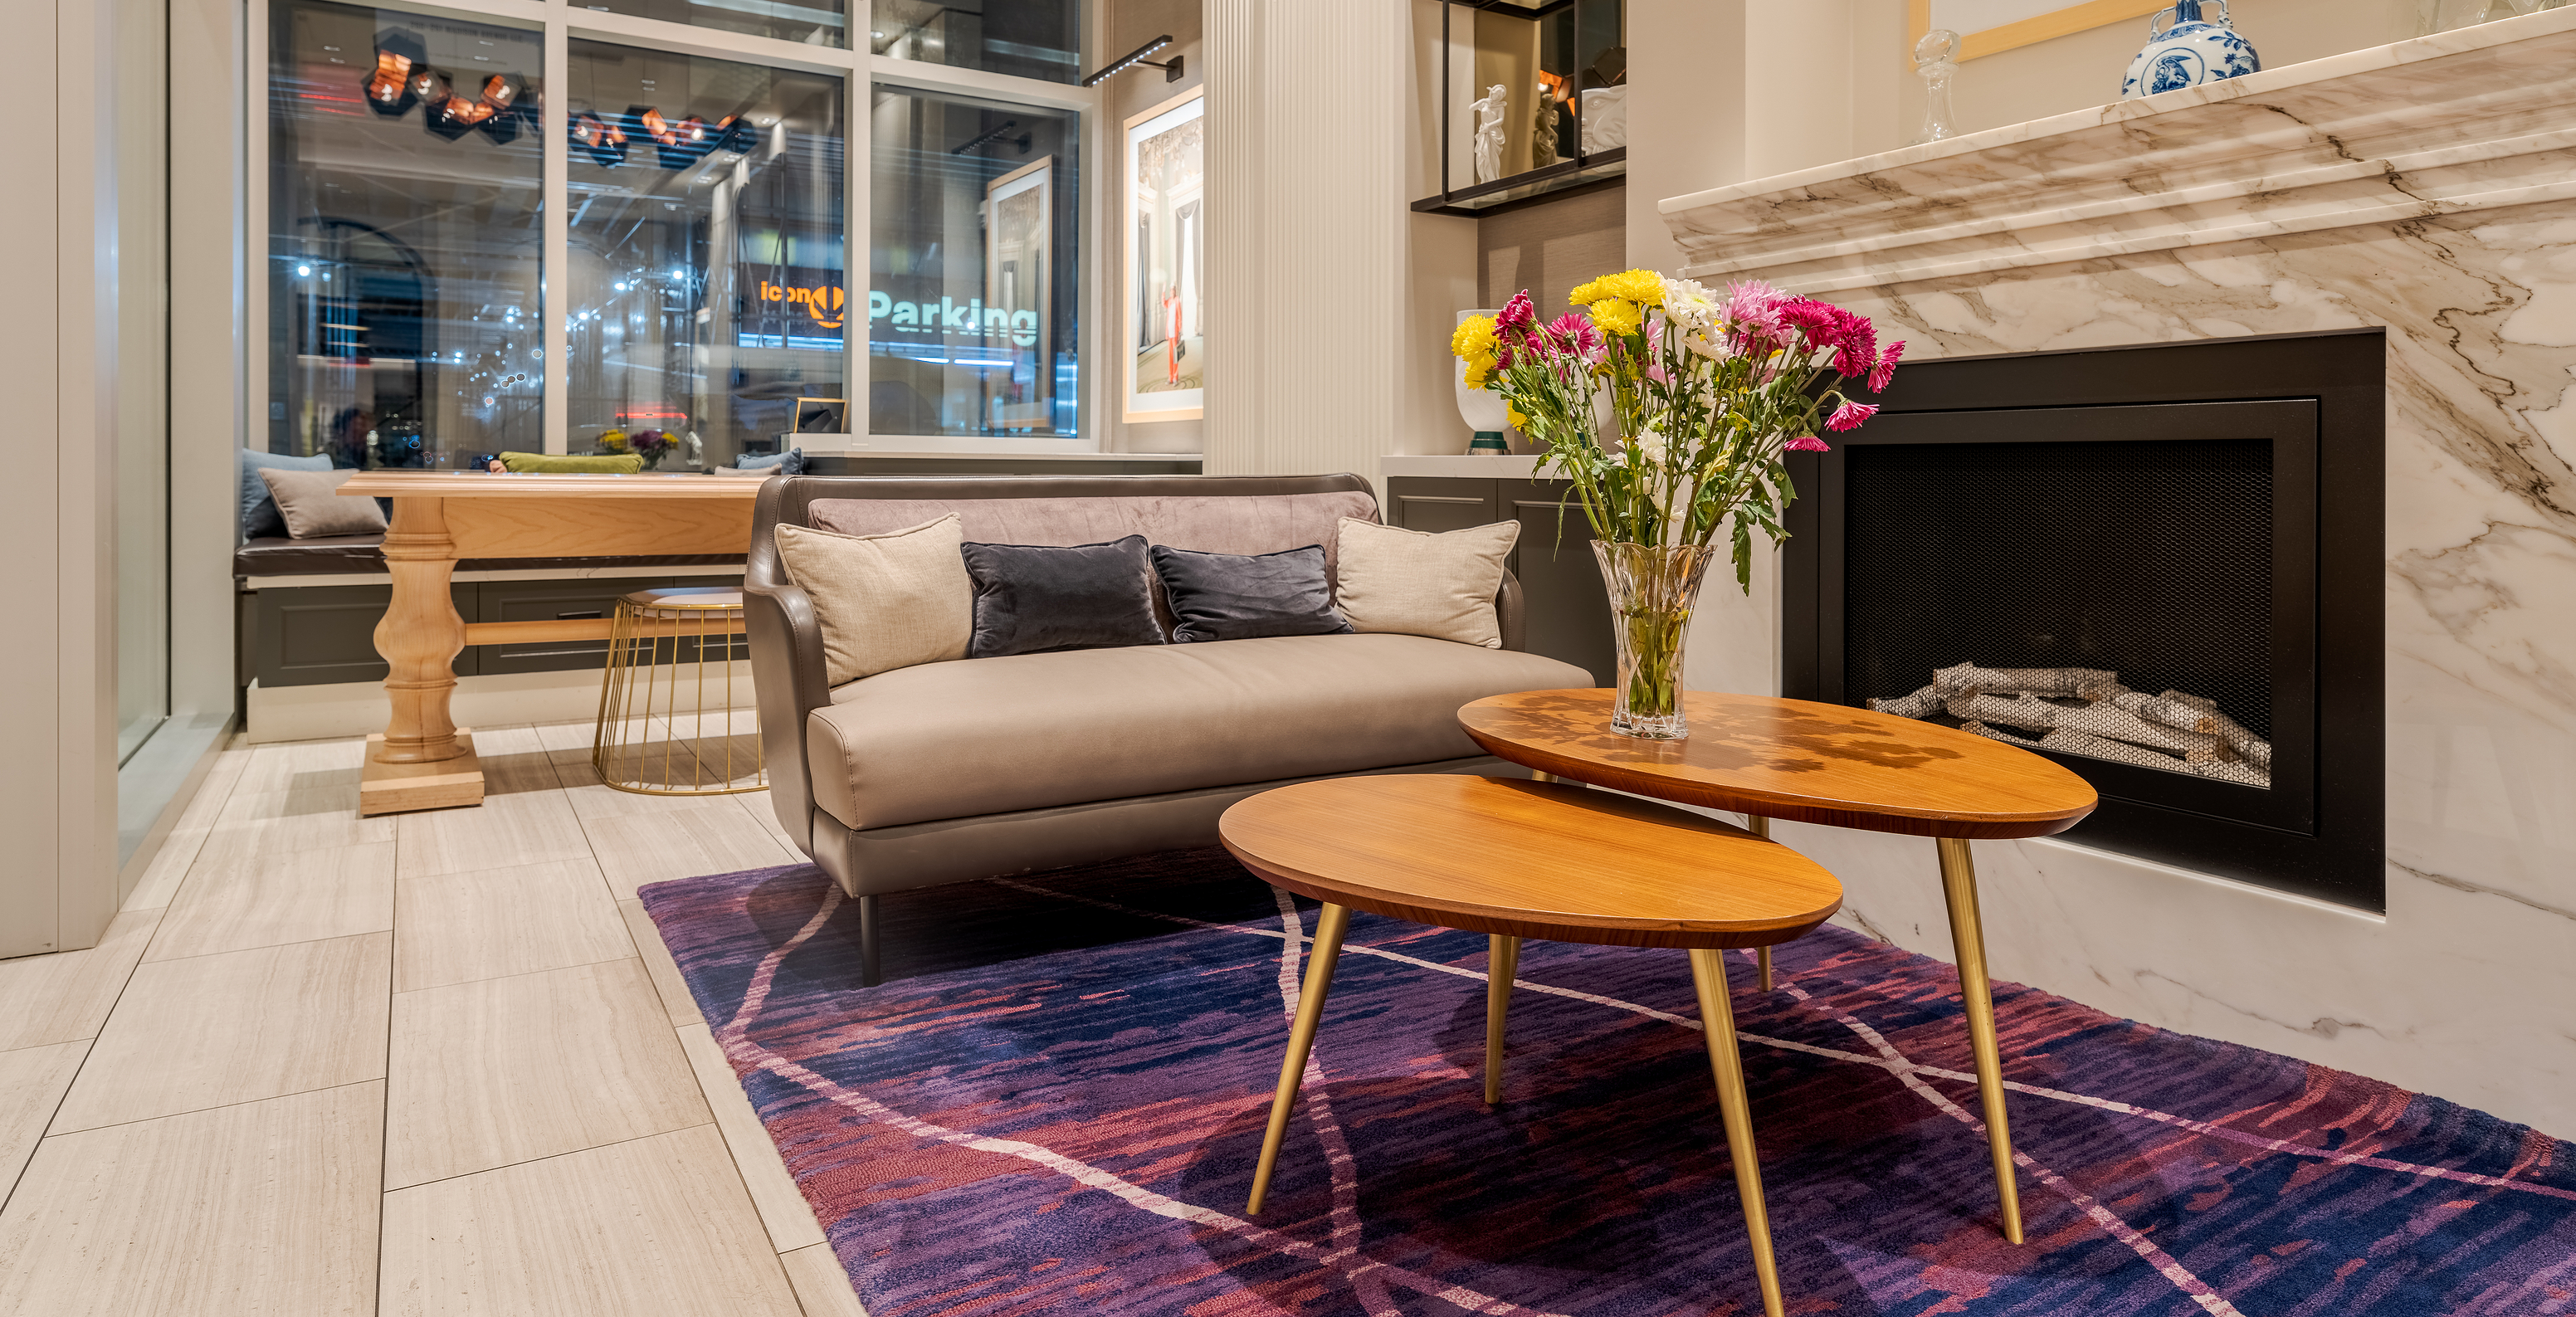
[983,156,1055,433]
[1123,88,1204,423]
[1908,0,2166,61]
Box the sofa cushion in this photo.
[1333,516,1520,648]
[774,515,973,684]
[1150,543,1349,643]
[238,448,334,540]
[261,466,389,539]
[803,632,1593,831]
[959,536,1164,657]
[807,492,1378,582]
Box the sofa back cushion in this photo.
[959,536,1165,658]
[807,491,1378,581]
[774,515,973,684]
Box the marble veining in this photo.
[1661,13,2576,1135]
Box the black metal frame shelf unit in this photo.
[1414,0,1627,217]
[1781,331,2387,910]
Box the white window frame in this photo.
[246,0,1105,458]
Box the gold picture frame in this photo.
[1907,0,2167,61]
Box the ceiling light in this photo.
[1081,35,1180,87]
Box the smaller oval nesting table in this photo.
[1220,773,1845,1317]
[1459,689,2100,1246]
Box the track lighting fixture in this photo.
[1081,35,1181,87]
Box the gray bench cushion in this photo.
[805,633,1591,831]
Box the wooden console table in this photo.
[1459,689,2097,1245]
[335,472,765,816]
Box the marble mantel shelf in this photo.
[1661,8,2576,295]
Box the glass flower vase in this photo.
[1592,541,1716,739]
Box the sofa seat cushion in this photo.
[805,633,1593,831]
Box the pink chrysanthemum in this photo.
[1495,290,1538,334]
[1724,280,1787,334]
[1541,311,1603,359]
[1783,436,1832,452]
[1827,400,1879,432]
[1869,339,1906,393]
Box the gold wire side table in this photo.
[593,587,766,796]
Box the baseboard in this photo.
[246,661,758,743]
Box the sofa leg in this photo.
[858,893,882,987]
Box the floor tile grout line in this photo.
[668,1020,824,1261]
[0,747,264,1217]
[395,950,647,998]
[382,1117,722,1197]
[138,924,398,969]
[22,1075,388,1146]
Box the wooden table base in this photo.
[359,730,483,817]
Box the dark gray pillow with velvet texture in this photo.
[959,535,1165,658]
[1149,544,1352,644]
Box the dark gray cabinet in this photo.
[1388,476,1613,684]
[242,574,741,689]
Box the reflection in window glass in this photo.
[871,88,1080,438]
[567,42,845,467]
[269,0,543,467]
[580,0,844,51]
[870,0,1082,85]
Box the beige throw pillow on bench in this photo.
[774,515,973,685]
[1332,516,1519,648]
[259,466,388,539]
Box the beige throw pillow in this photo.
[1332,516,1519,648]
[774,515,973,685]
[260,467,388,539]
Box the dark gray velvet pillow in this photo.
[959,535,1165,658]
[1149,544,1353,644]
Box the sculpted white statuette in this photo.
[1471,83,1506,183]
[1914,29,1959,144]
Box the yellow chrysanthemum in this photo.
[1507,406,1529,428]
[1463,362,1491,390]
[1568,268,1666,308]
[1589,298,1642,336]
[1451,315,1499,361]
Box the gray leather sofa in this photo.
[744,472,1594,983]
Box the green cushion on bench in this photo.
[497,451,646,474]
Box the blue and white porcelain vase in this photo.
[2120,0,2260,100]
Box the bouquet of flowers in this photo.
[1451,270,1900,736]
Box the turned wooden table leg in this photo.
[1936,837,2024,1245]
[359,495,484,816]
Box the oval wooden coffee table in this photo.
[1458,689,2099,1246]
[1219,773,1844,1317]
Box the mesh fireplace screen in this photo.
[1842,437,2275,744]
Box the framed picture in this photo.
[1123,88,1205,423]
[1908,0,2164,61]
[793,397,846,433]
[983,156,1055,433]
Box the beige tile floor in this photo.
[0,723,867,1316]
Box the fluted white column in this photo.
[1203,0,1409,491]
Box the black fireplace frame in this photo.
[1782,331,2386,911]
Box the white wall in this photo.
[1203,0,1408,492]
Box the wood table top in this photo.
[1218,775,1843,949]
[1459,690,2099,841]
[337,472,768,500]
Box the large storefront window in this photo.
[586,0,844,49]
[871,0,1082,85]
[870,87,1079,438]
[566,42,845,466]
[268,0,544,467]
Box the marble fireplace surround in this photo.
[1659,12,2576,1135]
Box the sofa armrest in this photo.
[744,578,832,856]
[1495,569,1527,652]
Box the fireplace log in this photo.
[2159,690,2272,769]
[1960,719,2198,771]
[1934,662,2120,698]
[1946,691,2232,758]
[2187,757,2272,788]
[1868,682,1954,719]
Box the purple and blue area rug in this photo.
[639,851,2576,1316]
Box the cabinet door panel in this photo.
[1505,481,1614,685]
[1384,478,1500,534]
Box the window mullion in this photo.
[543,0,570,454]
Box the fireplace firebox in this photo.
[1783,332,2384,910]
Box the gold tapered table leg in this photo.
[1744,817,1774,990]
[1247,902,1352,1216]
[1483,934,1521,1105]
[1689,949,1786,1317]
[1936,837,2024,1245]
